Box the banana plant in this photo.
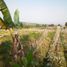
[0,0,14,28]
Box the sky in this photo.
[0,0,67,25]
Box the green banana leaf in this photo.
[0,0,14,28]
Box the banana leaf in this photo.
[0,0,14,28]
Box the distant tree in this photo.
[36,24,41,27]
[48,24,54,27]
[65,22,67,26]
[42,24,47,27]
[19,22,23,28]
[58,24,61,26]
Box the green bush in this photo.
[0,41,12,67]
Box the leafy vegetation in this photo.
[65,22,67,27]
[0,0,14,28]
[61,31,67,66]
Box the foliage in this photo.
[65,22,67,26]
[61,32,67,65]
[20,33,42,67]
[0,41,12,67]
[0,17,6,29]
[47,32,55,40]
[48,24,55,27]
[14,9,23,28]
[14,9,19,25]
[29,32,41,40]
[0,0,14,28]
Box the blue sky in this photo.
[0,0,67,25]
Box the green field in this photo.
[0,27,67,67]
